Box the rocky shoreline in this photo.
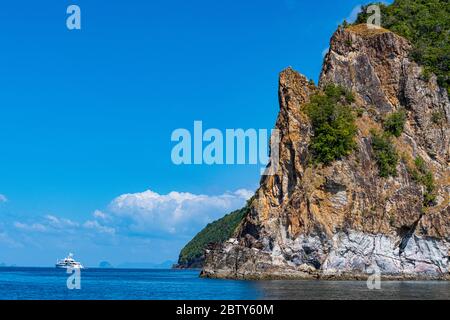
[201,230,450,280]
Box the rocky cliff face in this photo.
[201,24,450,280]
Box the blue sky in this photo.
[0,0,381,267]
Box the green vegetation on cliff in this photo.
[177,205,250,267]
[305,84,357,164]
[355,0,450,95]
[411,156,437,206]
[371,130,399,177]
[384,110,407,137]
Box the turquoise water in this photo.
[1,267,450,300]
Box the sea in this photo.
[0,267,450,300]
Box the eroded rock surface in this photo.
[201,25,450,280]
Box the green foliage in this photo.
[383,110,406,137]
[421,68,431,81]
[177,205,250,266]
[305,84,357,165]
[414,156,427,173]
[370,131,399,177]
[411,156,436,206]
[355,107,365,118]
[422,172,436,206]
[431,111,444,124]
[355,0,450,95]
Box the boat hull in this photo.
[55,264,83,269]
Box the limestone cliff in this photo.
[201,24,450,280]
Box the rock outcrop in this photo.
[201,24,450,280]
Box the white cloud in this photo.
[0,194,7,203]
[13,215,78,233]
[108,189,253,236]
[14,222,47,232]
[93,210,108,220]
[10,188,253,242]
[44,215,79,229]
[234,188,254,200]
[83,220,115,234]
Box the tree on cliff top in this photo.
[355,0,450,95]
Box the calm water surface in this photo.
[0,267,449,300]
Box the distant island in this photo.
[0,263,16,267]
[98,261,114,268]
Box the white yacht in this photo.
[55,253,84,269]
